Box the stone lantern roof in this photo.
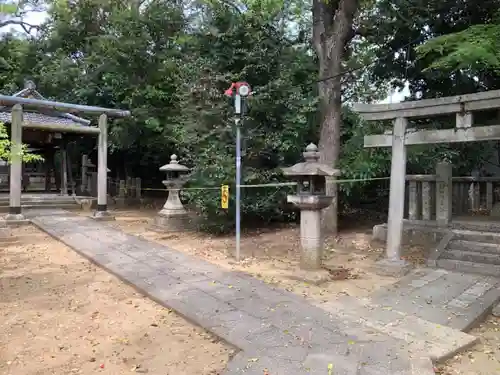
[282,143,339,177]
[159,154,190,173]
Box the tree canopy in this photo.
[1,0,499,232]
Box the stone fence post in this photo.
[435,162,452,226]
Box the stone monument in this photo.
[282,143,340,283]
[153,154,192,232]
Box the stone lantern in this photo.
[153,154,191,231]
[282,143,340,272]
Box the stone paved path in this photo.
[28,209,474,374]
[369,268,500,331]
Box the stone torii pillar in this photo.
[352,90,500,274]
[6,104,25,222]
[375,117,412,276]
[92,114,113,220]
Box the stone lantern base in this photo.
[151,201,197,232]
[287,195,333,269]
[92,209,115,221]
[152,211,195,232]
[286,195,335,285]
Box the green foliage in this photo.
[0,1,17,14]
[171,6,318,233]
[364,0,500,96]
[0,123,43,163]
[3,0,499,233]
[417,24,500,72]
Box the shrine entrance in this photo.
[0,80,130,220]
[352,89,500,275]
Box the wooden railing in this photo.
[405,175,500,220]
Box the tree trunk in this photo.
[312,0,358,235]
[318,81,342,234]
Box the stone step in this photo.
[443,249,500,265]
[0,200,79,206]
[449,239,500,255]
[318,296,478,362]
[226,344,437,375]
[451,221,500,232]
[453,230,500,244]
[369,269,500,331]
[0,203,80,213]
[437,258,500,277]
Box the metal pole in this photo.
[225,82,250,262]
[235,94,242,262]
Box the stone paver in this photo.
[29,210,436,374]
[493,303,500,317]
[319,296,477,362]
[370,268,500,331]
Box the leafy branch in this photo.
[417,24,500,72]
[0,123,43,163]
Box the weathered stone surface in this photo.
[371,258,413,277]
[319,295,478,362]
[437,258,500,278]
[92,210,115,221]
[435,162,452,226]
[31,210,485,374]
[492,303,500,317]
[223,352,303,375]
[4,214,29,226]
[427,232,454,267]
[151,213,195,232]
[445,249,500,265]
[304,342,436,375]
[370,268,500,331]
[450,239,500,254]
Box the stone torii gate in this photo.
[0,93,130,221]
[352,89,500,275]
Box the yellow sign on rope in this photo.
[221,185,229,209]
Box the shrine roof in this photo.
[0,81,93,131]
[0,110,88,128]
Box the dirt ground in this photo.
[0,225,230,375]
[437,316,500,375]
[105,208,500,375]
[5,208,500,375]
